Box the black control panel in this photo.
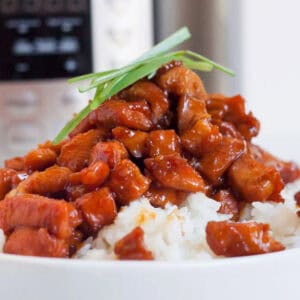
[0,0,92,80]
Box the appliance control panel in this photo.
[0,0,153,162]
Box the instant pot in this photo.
[0,0,153,161]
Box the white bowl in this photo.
[0,249,299,300]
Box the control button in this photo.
[0,0,18,14]
[13,39,34,55]
[15,62,30,73]
[66,0,87,12]
[6,122,41,153]
[59,37,79,54]
[4,91,40,118]
[64,58,78,72]
[35,37,57,54]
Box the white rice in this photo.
[78,180,300,261]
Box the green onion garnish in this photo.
[53,26,234,144]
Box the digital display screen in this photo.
[0,0,92,80]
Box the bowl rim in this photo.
[0,247,298,269]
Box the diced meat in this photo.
[146,130,181,157]
[212,120,243,139]
[121,80,169,123]
[58,129,103,172]
[206,221,285,257]
[213,190,239,221]
[208,94,260,141]
[80,161,110,187]
[198,137,245,185]
[0,194,81,239]
[4,157,24,171]
[90,140,128,168]
[75,187,117,234]
[177,95,210,133]
[24,148,57,172]
[144,154,205,192]
[181,119,222,156]
[228,154,284,202]
[114,227,153,260]
[18,166,71,196]
[0,168,17,200]
[249,144,300,184]
[65,184,86,202]
[144,186,187,208]
[155,65,208,100]
[112,127,148,158]
[295,191,300,206]
[108,159,151,205]
[38,140,67,155]
[4,227,68,258]
[71,99,153,136]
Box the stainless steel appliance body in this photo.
[0,0,153,161]
[154,0,241,95]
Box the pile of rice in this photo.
[1,180,300,260]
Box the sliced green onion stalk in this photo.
[53,26,234,144]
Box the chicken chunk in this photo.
[228,154,284,202]
[75,187,117,234]
[112,127,148,158]
[198,137,245,185]
[146,130,181,157]
[90,140,128,168]
[114,227,153,260]
[155,65,208,100]
[108,159,151,205]
[144,154,205,192]
[24,148,57,173]
[0,168,17,200]
[121,80,169,123]
[58,129,103,172]
[0,194,81,239]
[206,221,285,257]
[4,227,69,258]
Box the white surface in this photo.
[0,250,299,300]
[241,0,300,163]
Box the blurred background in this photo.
[0,0,299,163]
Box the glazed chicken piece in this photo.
[249,144,300,184]
[120,80,169,123]
[0,194,81,239]
[228,154,284,202]
[114,227,153,260]
[206,221,285,257]
[4,227,69,258]
[90,140,128,168]
[155,65,208,100]
[181,118,222,156]
[144,153,205,192]
[4,157,24,171]
[112,127,149,158]
[24,148,57,173]
[146,130,181,157]
[75,187,117,235]
[177,95,210,134]
[17,165,71,196]
[144,186,187,208]
[80,160,110,188]
[212,190,239,221]
[207,94,260,141]
[198,137,245,185]
[0,168,17,200]
[70,99,153,137]
[58,129,103,172]
[108,159,151,205]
